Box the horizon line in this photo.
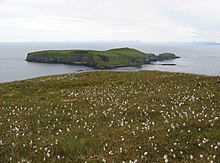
[0,40,220,44]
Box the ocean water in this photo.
[0,42,220,83]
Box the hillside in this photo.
[26,48,179,69]
[0,71,219,162]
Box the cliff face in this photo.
[26,51,87,65]
[26,48,180,69]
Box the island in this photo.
[26,48,180,69]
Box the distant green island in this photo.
[26,48,180,69]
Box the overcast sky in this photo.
[0,0,220,42]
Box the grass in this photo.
[0,71,220,162]
[158,53,176,57]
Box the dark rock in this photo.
[160,63,177,66]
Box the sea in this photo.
[0,42,220,83]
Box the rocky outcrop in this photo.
[157,53,180,61]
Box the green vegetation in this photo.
[0,71,219,162]
[158,53,179,61]
[26,48,178,68]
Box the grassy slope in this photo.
[27,48,156,68]
[0,71,220,162]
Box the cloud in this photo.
[0,0,220,42]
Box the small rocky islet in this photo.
[26,47,180,69]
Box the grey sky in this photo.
[0,0,220,42]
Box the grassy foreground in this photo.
[0,71,220,162]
